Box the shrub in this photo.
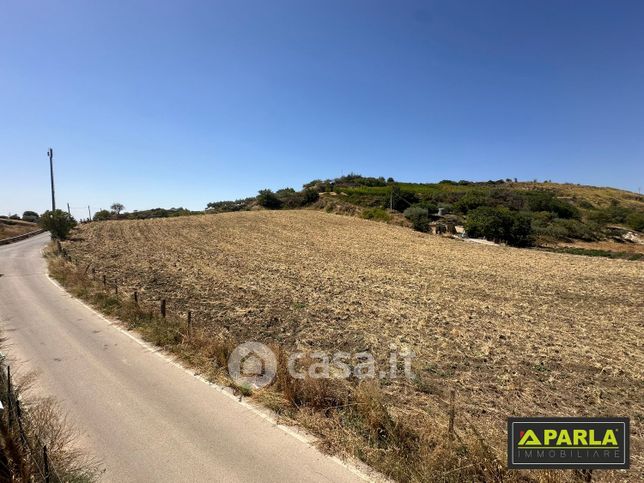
[403,206,429,232]
[522,191,580,219]
[387,186,419,212]
[93,209,112,221]
[534,218,598,241]
[362,208,391,222]
[22,210,39,223]
[454,192,490,214]
[626,211,644,231]
[465,207,534,247]
[39,210,77,239]
[257,189,283,209]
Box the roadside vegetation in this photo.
[0,348,99,481]
[53,212,642,481]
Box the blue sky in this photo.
[1,0,643,218]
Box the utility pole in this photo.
[67,202,71,216]
[47,148,56,211]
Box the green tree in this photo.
[257,189,283,209]
[465,207,533,247]
[22,211,39,223]
[39,210,77,240]
[403,206,430,232]
[110,202,125,216]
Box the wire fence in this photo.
[0,354,64,482]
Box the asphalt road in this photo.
[0,234,367,482]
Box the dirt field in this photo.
[62,210,643,480]
[0,220,38,241]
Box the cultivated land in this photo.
[61,210,643,481]
[0,219,38,241]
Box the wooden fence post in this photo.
[102,274,106,288]
[43,445,50,483]
[187,311,192,339]
[160,299,166,318]
[448,388,455,442]
[134,291,138,304]
[6,365,12,427]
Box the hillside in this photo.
[203,176,644,257]
[59,210,643,481]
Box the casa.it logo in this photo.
[227,342,277,389]
[508,418,630,469]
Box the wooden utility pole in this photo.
[47,148,56,211]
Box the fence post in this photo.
[102,274,106,288]
[115,282,118,295]
[448,388,455,442]
[6,365,12,427]
[134,291,138,304]
[187,311,192,339]
[43,445,50,483]
[160,299,166,318]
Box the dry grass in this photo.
[0,355,100,482]
[56,210,643,481]
[0,220,38,241]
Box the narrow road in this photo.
[0,234,367,482]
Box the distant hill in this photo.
[204,175,644,249]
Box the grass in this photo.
[0,346,100,481]
[54,211,643,481]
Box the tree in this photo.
[403,206,430,232]
[257,190,283,209]
[465,207,534,247]
[110,203,125,216]
[39,210,77,240]
[22,211,39,223]
[93,209,112,221]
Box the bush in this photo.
[626,211,644,231]
[93,209,112,221]
[533,218,598,242]
[39,210,77,239]
[522,191,580,219]
[362,208,391,222]
[587,203,632,225]
[387,186,419,212]
[454,192,490,214]
[465,207,533,247]
[22,210,39,223]
[257,189,283,209]
[403,206,429,232]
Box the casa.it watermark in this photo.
[227,341,415,389]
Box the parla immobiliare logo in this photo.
[508,417,630,469]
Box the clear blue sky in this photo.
[1,0,643,218]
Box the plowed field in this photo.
[63,210,643,478]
